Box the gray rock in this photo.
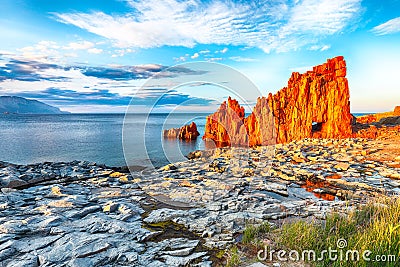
[160,252,207,266]
[14,235,62,253]
[67,205,101,219]
[73,240,110,258]
[1,175,27,188]
[103,201,119,213]
[162,247,194,256]
[4,254,39,267]
[144,209,188,224]
[0,247,16,262]
[0,220,30,234]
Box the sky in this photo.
[0,0,399,113]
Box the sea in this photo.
[0,113,372,168]
[0,113,208,167]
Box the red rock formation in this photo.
[267,56,352,143]
[203,97,247,146]
[245,97,276,146]
[356,106,400,124]
[164,122,200,140]
[356,115,377,124]
[203,56,353,146]
[394,106,400,116]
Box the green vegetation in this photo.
[239,197,400,267]
[242,222,271,244]
[225,245,241,267]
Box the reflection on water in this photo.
[300,180,337,201]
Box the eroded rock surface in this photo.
[0,162,211,267]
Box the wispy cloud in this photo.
[309,44,330,51]
[16,40,104,63]
[52,0,361,53]
[229,56,258,62]
[63,41,94,50]
[88,48,103,54]
[372,17,400,35]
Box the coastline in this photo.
[1,131,400,266]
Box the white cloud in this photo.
[17,41,62,62]
[229,56,258,62]
[207,57,223,62]
[63,41,94,50]
[309,44,330,51]
[88,48,103,54]
[190,52,199,59]
[15,40,100,63]
[372,17,400,35]
[220,47,228,54]
[111,48,134,57]
[53,0,361,53]
[173,56,187,62]
[320,45,330,51]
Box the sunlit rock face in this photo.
[268,55,352,143]
[203,56,353,146]
[203,97,247,146]
[394,106,400,116]
[164,122,200,140]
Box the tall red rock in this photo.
[203,97,248,146]
[245,96,276,146]
[203,56,353,146]
[268,56,352,143]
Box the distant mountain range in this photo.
[0,96,69,114]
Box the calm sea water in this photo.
[0,113,208,167]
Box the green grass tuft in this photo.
[242,222,271,244]
[225,245,241,267]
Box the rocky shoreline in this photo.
[1,132,400,266]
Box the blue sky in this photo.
[0,0,399,113]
